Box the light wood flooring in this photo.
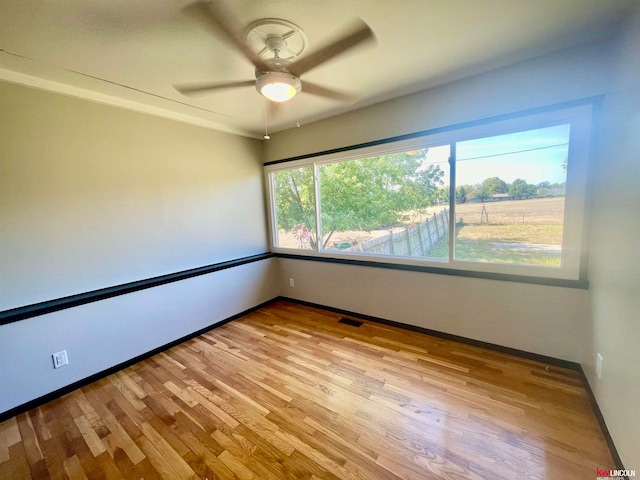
[0,300,613,479]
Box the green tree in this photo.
[274,166,317,245]
[474,182,491,201]
[509,178,538,199]
[482,176,509,196]
[437,186,450,204]
[455,185,467,204]
[274,150,444,248]
[537,181,551,196]
[462,184,479,201]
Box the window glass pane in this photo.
[272,166,317,250]
[318,145,450,259]
[454,124,569,266]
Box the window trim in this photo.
[265,97,602,287]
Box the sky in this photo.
[423,124,570,186]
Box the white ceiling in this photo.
[0,0,634,139]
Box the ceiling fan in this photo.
[174,1,375,104]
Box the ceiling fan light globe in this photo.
[262,83,296,102]
[256,72,301,102]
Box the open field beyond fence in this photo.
[454,196,564,225]
[430,196,565,266]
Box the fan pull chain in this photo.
[263,101,270,140]
[295,100,300,128]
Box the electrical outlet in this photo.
[52,350,68,369]
[289,278,295,287]
[596,353,603,379]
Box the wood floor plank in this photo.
[73,415,106,458]
[180,431,236,480]
[101,412,145,465]
[62,454,88,480]
[140,421,197,479]
[0,300,615,479]
[1,442,33,480]
[0,417,21,463]
[15,413,51,479]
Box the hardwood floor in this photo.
[0,300,613,479]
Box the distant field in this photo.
[454,196,564,225]
[429,197,565,266]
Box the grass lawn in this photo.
[455,223,563,244]
[429,225,562,267]
[428,198,565,266]
[429,223,563,266]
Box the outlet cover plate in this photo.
[52,350,68,369]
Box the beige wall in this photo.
[278,258,589,362]
[0,82,267,310]
[0,82,278,413]
[585,5,640,466]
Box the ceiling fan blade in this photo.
[289,19,375,77]
[174,79,255,96]
[302,81,356,103]
[182,1,271,72]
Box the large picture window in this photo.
[266,100,596,284]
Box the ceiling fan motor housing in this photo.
[255,57,292,76]
[265,36,288,56]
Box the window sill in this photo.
[272,250,588,289]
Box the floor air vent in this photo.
[339,318,363,327]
